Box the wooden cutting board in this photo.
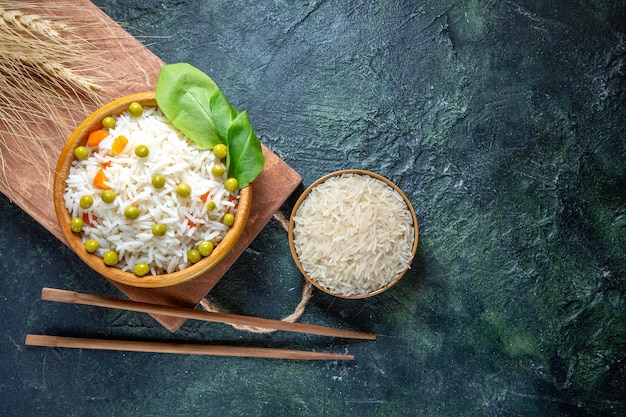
[0,1,302,331]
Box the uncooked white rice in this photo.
[292,173,415,296]
[64,107,239,275]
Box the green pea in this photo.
[213,144,227,159]
[135,145,149,158]
[206,200,216,211]
[176,183,191,198]
[224,178,239,192]
[70,217,84,233]
[152,174,165,189]
[103,250,119,266]
[101,190,116,204]
[79,195,94,209]
[187,249,201,264]
[198,240,214,257]
[73,145,89,160]
[129,102,143,117]
[211,163,225,177]
[102,116,116,129]
[152,223,166,236]
[134,262,150,277]
[124,205,140,219]
[85,239,99,253]
[223,212,235,227]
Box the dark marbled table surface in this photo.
[1,1,625,416]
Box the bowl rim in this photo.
[288,169,419,299]
[53,92,251,288]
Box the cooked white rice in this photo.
[292,173,415,296]
[64,106,239,275]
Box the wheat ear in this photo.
[1,32,104,95]
[0,7,70,39]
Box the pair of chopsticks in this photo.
[25,288,376,361]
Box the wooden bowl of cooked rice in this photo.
[288,170,418,299]
[54,92,251,288]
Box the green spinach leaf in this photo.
[227,111,264,188]
[210,89,238,142]
[155,63,221,148]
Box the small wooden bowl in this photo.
[53,92,251,288]
[288,169,419,299]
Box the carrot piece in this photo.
[200,191,211,203]
[83,212,97,226]
[93,168,110,190]
[112,135,128,154]
[101,161,111,168]
[87,130,108,147]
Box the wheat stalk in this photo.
[5,50,104,94]
[0,2,110,199]
[1,33,104,93]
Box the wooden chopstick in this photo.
[41,288,376,340]
[25,334,354,360]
